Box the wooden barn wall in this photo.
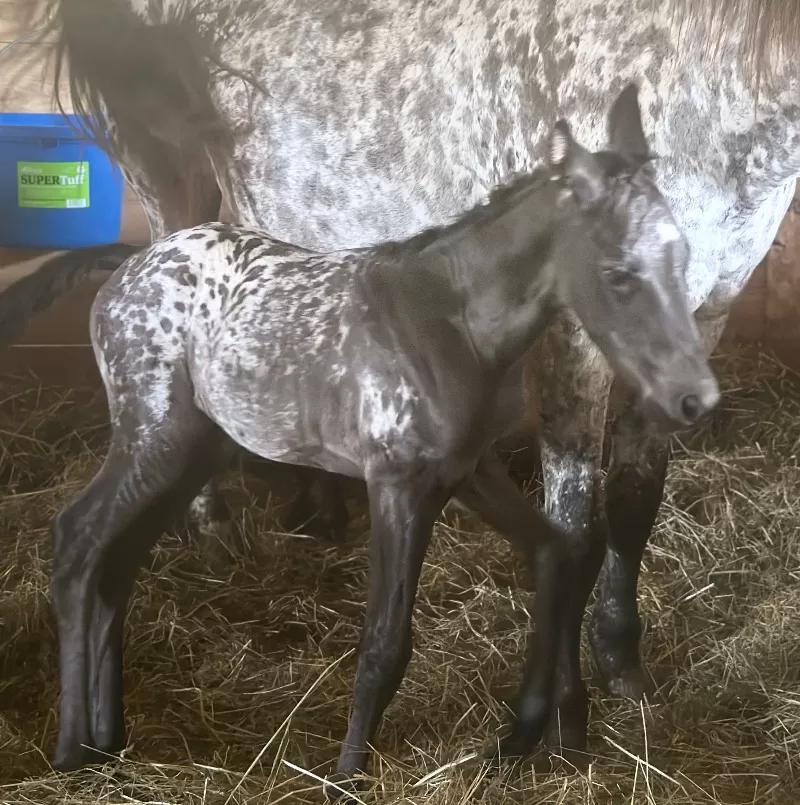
[0,13,799,384]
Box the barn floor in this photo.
[0,344,797,805]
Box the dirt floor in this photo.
[0,343,797,804]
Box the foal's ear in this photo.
[607,82,652,164]
[547,120,608,208]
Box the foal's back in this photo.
[92,224,414,472]
[95,224,358,364]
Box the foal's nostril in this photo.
[680,394,702,423]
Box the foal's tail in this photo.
[36,0,259,220]
[0,245,137,345]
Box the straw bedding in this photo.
[0,343,797,804]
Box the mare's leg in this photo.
[531,314,614,758]
[452,454,574,763]
[327,468,450,795]
[239,455,350,543]
[51,401,231,771]
[589,310,728,697]
[283,467,350,543]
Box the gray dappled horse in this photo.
[49,102,717,789]
[33,0,800,767]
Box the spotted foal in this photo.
[50,86,717,790]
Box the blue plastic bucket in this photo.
[0,112,124,249]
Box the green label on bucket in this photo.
[16,161,90,209]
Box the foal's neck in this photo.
[433,178,563,373]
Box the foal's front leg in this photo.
[453,455,574,765]
[328,467,450,796]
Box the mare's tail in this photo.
[38,0,257,219]
[0,245,137,345]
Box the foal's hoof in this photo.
[588,620,652,702]
[323,771,365,801]
[483,721,590,778]
[483,738,589,778]
[589,653,653,702]
[482,727,539,772]
[52,742,118,773]
[540,727,591,776]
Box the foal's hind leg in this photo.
[117,152,237,552]
[51,412,229,772]
[589,311,728,699]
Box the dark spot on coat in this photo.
[217,229,238,244]
[157,247,191,264]
[174,301,186,313]
[160,317,174,333]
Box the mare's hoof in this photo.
[52,742,118,773]
[184,508,256,561]
[323,771,365,801]
[283,505,349,544]
[202,526,252,561]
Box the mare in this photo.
[49,92,718,792]
[36,0,800,761]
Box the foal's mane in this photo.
[376,151,646,259]
[374,167,553,257]
[672,0,800,88]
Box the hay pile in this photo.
[0,343,797,805]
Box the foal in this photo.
[50,86,718,786]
